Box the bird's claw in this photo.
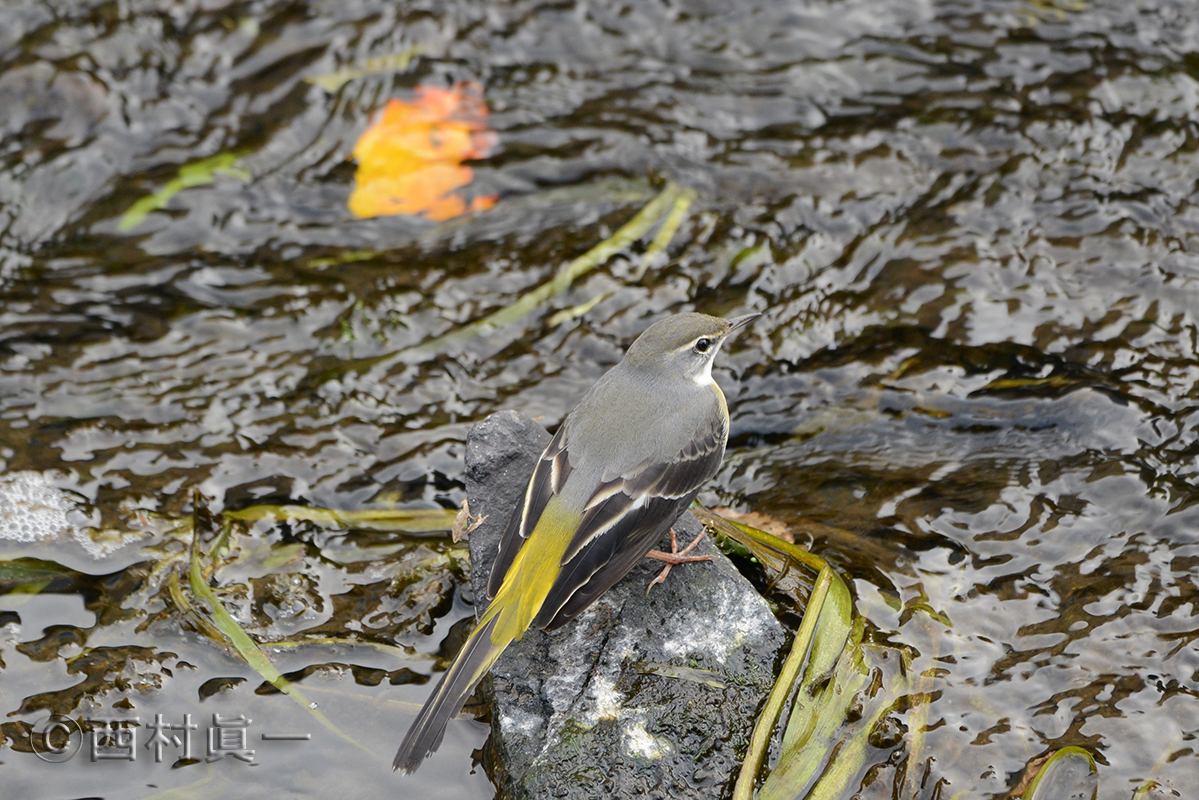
[644,529,715,594]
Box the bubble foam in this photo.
[0,471,77,542]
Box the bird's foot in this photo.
[644,529,715,594]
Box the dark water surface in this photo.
[2,0,1198,798]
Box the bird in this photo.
[394,310,759,773]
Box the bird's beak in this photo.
[725,313,760,334]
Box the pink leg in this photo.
[644,529,715,593]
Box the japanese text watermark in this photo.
[28,713,310,764]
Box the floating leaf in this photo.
[349,83,497,221]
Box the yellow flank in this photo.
[709,381,728,418]
[484,495,580,645]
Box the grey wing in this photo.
[486,423,571,599]
[532,417,727,631]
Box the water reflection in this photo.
[1,0,1197,797]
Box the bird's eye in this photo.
[694,337,712,353]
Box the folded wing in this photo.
[533,416,727,630]
[487,424,571,600]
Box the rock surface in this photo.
[464,411,785,799]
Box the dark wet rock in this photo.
[465,410,785,800]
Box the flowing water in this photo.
[1,0,1197,798]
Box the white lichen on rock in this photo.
[584,673,624,722]
[623,718,673,760]
[499,706,543,740]
[659,579,773,664]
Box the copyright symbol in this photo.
[30,714,82,762]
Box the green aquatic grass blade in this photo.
[694,505,825,574]
[700,505,884,800]
[734,566,835,800]
[802,692,896,800]
[1022,746,1098,800]
[896,610,942,798]
[631,186,695,280]
[222,504,458,532]
[0,558,81,606]
[978,374,1091,393]
[3,579,52,599]
[424,176,656,240]
[119,152,251,231]
[1128,722,1186,800]
[186,510,364,751]
[548,290,613,327]
[307,249,381,269]
[766,639,903,800]
[692,507,855,699]
[1015,0,1088,27]
[397,181,685,360]
[0,558,79,590]
[782,607,935,800]
[1132,780,1172,800]
[306,179,671,384]
[261,542,306,571]
[267,636,430,662]
[306,47,423,92]
[167,569,225,644]
[759,640,869,800]
[777,589,857,754]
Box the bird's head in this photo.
[623,311,759,385]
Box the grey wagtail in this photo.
[394,310,759,773]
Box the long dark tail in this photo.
[393,614,507,773]
[396,499,578,773]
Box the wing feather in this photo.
[486,424,570,599]
[534,492,695,631]
[561,423,725,564]
[532,413,727,630]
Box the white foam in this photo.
[0,471,76,542]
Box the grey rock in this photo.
[465,410,785,799]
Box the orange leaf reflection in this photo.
[349,83,498,221]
